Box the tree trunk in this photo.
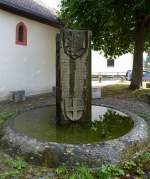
[129,18,146,90]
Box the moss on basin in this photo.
[11,105,133,144]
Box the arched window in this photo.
[107,59,115,67]
[16,22,27,45]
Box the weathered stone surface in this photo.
[10,90,26,102]
[1,104,149,168]
[146,83,150,88]
[92,87,101,99]
[56,29,92,123]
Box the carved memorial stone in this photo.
[56,29,92,124]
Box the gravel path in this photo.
[0,94,149,122]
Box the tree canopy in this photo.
[145,55,150,68]
[60,0,150,89]
[60,0,150,58]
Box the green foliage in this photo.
[123,160,137,170]
[91,109,132,133]
[0,170,20,179]
[145,55,150,68]
[0,112,14,125]
[54,154,150,178]
[102,109,129,122]
[60,0,150,89]
[55,165,94,179]
[55,165,68,177]
[60,0,150,58]
[0,157,27,178]
[97,164,125,178]
[138,151,150,161]
[136,167,145,176]
[102,83,150,102]
[136,152,150,170]
[137,112,150,121]
[4,157,27,170]
[70,166,94,179]
[123,159,144,176]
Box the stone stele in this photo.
[56,29,92,124]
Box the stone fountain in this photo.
[0,29,149,168]
[56,29,91,124]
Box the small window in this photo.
[16,22,27,45]
[18,25,24,42]
[107,59,114,67]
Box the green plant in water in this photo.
[97,164,125,179]
[91,109,132,138]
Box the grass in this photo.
[137,112,150,121]
[0,112,14,125]
[0,152,54,179]
[102,82,150,102]
[54,154,150,179]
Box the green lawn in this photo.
[102,82,150,102]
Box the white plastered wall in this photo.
[92,51,133,74]
[0,10,60,101]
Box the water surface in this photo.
[12,106,133,144]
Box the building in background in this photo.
[0,0,63,101]
[92,51,133,76]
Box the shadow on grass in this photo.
[102,83,150,102]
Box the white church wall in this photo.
[92,51,133,75]
[0,10,60,101]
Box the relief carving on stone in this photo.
[56,29,91,123]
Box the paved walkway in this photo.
[92,80,120,87]
[0,93,149,125]
[0,92,149,118]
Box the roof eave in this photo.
[0,3,64,29]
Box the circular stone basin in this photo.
[1,105,149,168]
[11,106,133,144]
